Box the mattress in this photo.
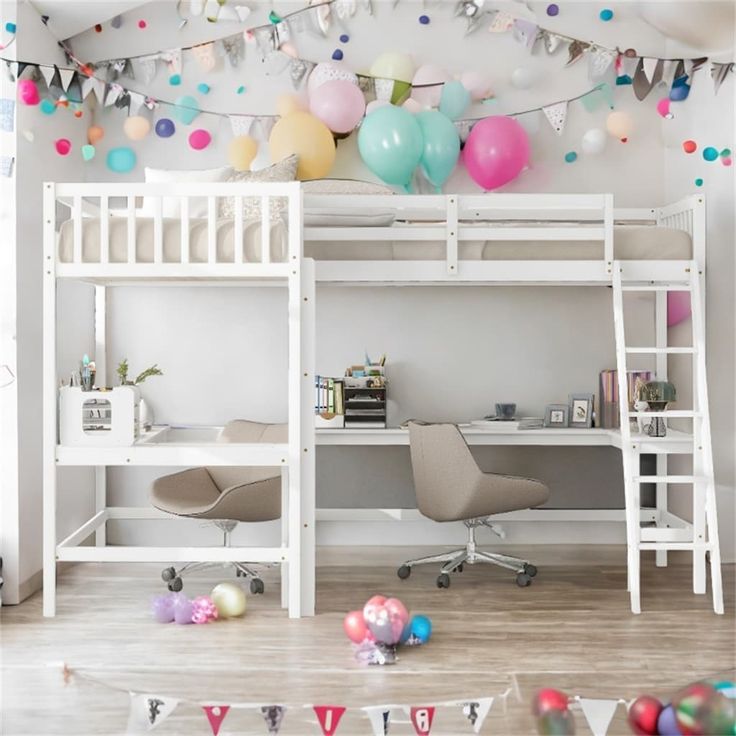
[58,218,692,263]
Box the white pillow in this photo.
[140,166,229,218]
[302,178,395,195]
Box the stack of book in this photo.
[599,369,653,428]
[314,376,345,428]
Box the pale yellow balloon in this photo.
[276,94,305,118]
[606,111,634,142]
[228,135,259,171]
[87,125,105,145]
[124,115,151,141]
[369,51,415,83]
[210,582,247,618]
[269,111,336,180]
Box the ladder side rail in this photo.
[654,288,669,567]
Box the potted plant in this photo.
[116,359,163,431]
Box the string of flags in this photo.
[58,663,514,735]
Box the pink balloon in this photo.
[461,70,493,101]
[188,129,211,150]
[309,80,366,134]
[463,115,530,191]
[343,610,369,644]
[18,79,40,105]
[384,597,409,625]
[667,291,691,327]
[362,595,387,624]
[55,138,72,156]
[411,64,451,108]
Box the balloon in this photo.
[123,115,151,141]
[174,95,200,125]
[416,110,460,191]
[366,100,390,114]
[309,80,365,134]
[658,705,683,736]
[362,594,387,624]
[228,135,258,171]
[384,597,409,637]
[673,681,735,736]
[463,115,530,191]
[269,111,336,180]
[667,291,691,327]
[657,97,673,119]
[581,128,606,155]
[367,614,395,645]
[17,79,39,105]
[402,98,423,114]
[308,62,358,95]
[408,614,432,643]
[173,596,194,624]
[188,128,211,150]
[628,695,663,736]
[151,594,175,623]
[638,2,734,53]
[537,709,575,736]
[358,105,423,190]
[343,610,369,644]
[411,64,451,108]
[511,67,536,89]
[533,689,570,717]
[106,147,137,173]
[210,582,246,617]
[460,70,492,101]
[55,139,71,156]
[277,94,305,118]
[155,118,175,138]
[606,111,634,142]
[370,51,415,83]
[439,80,470,121]
[87,125,105,144]
[81,144,96,161]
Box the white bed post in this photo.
[94,286,107,547]
[280,467,289,610]
[654,288,668,567]
[42,183,57,617]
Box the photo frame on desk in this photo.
[543,404,569,428]
[569,393,594,428]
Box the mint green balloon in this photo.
[439,80,470,121]
[416,110,460,192]
[358,105,423,190]
[174,95,200,125]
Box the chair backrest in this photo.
[407,422,482,522]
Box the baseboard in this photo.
[17,567,42,604]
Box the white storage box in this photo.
[60,386,140,446]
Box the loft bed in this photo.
[43,183,722,617]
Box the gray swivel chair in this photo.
[397,422,550,588]
[151,420,286,595]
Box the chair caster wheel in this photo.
[250,578,265,595]
[161,566,176,582]
[397,565,411,580]
[524,563,537,578]
[436,573,450,589]
[167,577,183,592]
[235,568,243,577]
[455,563,464,573]
[516,572,532,587]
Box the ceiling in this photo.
[29,0,148,39]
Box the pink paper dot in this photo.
[723,157,732,167]
[138,19,147,29]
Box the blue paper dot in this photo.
[695,178,704,187]
[236,85,246,94]
[40,99,56,115]
[546,3,559,16]
[331,49,343,61]
[169,74,181,86]
[419,14,430,24]
[197,83,210,94]
[564,151,577,163]
[599,9,613,21]
[339,33,349,43]
[703,146,719,161]
[5,21,17,33]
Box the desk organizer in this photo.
[59,385,140,446]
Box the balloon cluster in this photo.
[628,680,735,736]
[343,594,432,666]
[151,582,247,624]
[532,688,576,736]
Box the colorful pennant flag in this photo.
[202,705,230,736]
[460,698,494,734]
[566,40,590,67]
[260,705,286,734]
[126,693,179,733]
[363,706,391,736]
[191,42,217,72]
[313,705,347,736]
[578,698,620,736]
[542,101,567,135]
[512,19,537,48]
[488,10,514,33]
[409,706,436,736]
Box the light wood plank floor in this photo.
[2,547,734,735]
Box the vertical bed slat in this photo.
[234,195,244,264]
[261,196,271,263]
[127,196,136,264]
[207,196,216,264]
[153,197,163,263]
[73,195,82,264]
[99,195,109,264]
[446,195,458,275]
[180,197,190,264]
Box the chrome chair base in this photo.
[397,518,538,589]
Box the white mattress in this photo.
[58,218,692,263]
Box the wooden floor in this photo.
[2,546,734,736]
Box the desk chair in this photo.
[398,422,550,588]
[150,420,285,595]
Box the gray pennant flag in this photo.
[260,705,286,734]
[566,39,590,67]
[543,31,564,54]
[711,61,734,94]
[222,35,245,68]
[135,58,157,84]
[40,64,56,88]
[588,47,616,79]
[290,59,314,89]
[230,115,255,136]
[633,58,662,100]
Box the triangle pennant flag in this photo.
[126,693,179,733]
[542,101,567,135]
[128,92,146,114]
[80,76,96,100]
[633,58,656,100]
[512,19,538,49]
[488,10,514,33]
[163,50,182,75]
[313,705,346,736]
[690,57,708,75]
[711,62,734,94]
[260,705,286,734]
[104,83,124,107]
[588,47,616,79]
[257,116,276,139]
[543,32,564,55]
[134,58,158,85]
[579,698,620,736]
[408,706,435,736]
[191,42,217,72]
[4,61,17,82]
[290,59,313,89]
[40,65,56,88]
[222,35,245,68]
[363,706,391,736]
[202,705,230,736]
[642,57,659,83]
[374,78,395,102]
[92,78,106,104]
[461,698,494,734]
[566,39,590,67]
[229,114,255,136]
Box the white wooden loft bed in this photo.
[44,183,723,617]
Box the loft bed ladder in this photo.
[612,262,723,614]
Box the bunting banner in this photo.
[202,705,230,736]
[712,62,735,94]
[229,114,255,136]
[487,10,514,34]
[313,705,346,736]
[566,39,590,67]
[363,705,392,736]
[126,693,179,734]
[459,698,494,734]
[577,698,621,736]
[512,19,538,49]
[408,706,436,736]
[260,705,286,734]
[542,101,567,135]
[588,47,616,80]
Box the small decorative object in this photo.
[606,111,634,143]
[544,404,569,428]
[628,695,663,735]
[192,595,219,624]
[494,403,516,420]
[564,151,577,163]
[568,394,594,428]
[405,614,432,644]
[581,128,606,155]
[682,140,697,154]
[599,8,613,21]
[210,582,247,618]
[702,146,719,162]
[87,125,105,144]
[641,381,676,437]
[532,688,575,736]
[117,359,163,431]
[174,95,200,125]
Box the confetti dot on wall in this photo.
[94,24,102,33]
[55,138,71,156]
[720,148,731,158]
[339,33,349,43]
[74,109,83,118]
[81,144,95,161]
[40,99,56,115]
[236,85,246,94]
[695,178,703,186]
[564,151,577,163]
[723,158,732,167]
[5,22,17,33]
[703,146,719,161]
[189,129,211,150]
[546,4,559,16]
[599,9,613,21]
[111,15,122,29]
[138,19,147,29]
[682,140,697,154]
[197,83,210,94]
[419,14,430,24]
[169,74,181,86]
[332,49,344,61]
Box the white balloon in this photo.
[460,70,493,101]
[581,128,607,155]
[510,67,536,90]
[402,97,423,114]
[638,2,735,53]
[412,64,451,108]
[210,582,246,618]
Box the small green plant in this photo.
[116,358,163,386]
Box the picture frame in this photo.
[543,403,569,428]
[569,393,594,428]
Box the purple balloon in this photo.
[657,705,683,736]
[155,118,176,138]
[151,594,175,623]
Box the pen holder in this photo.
[60,385,140,446]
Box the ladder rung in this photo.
[629,411,701,417]
[633,475,708,484]
[639,542,711,551]
[626,347,695,354]
[621,284,692,292]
